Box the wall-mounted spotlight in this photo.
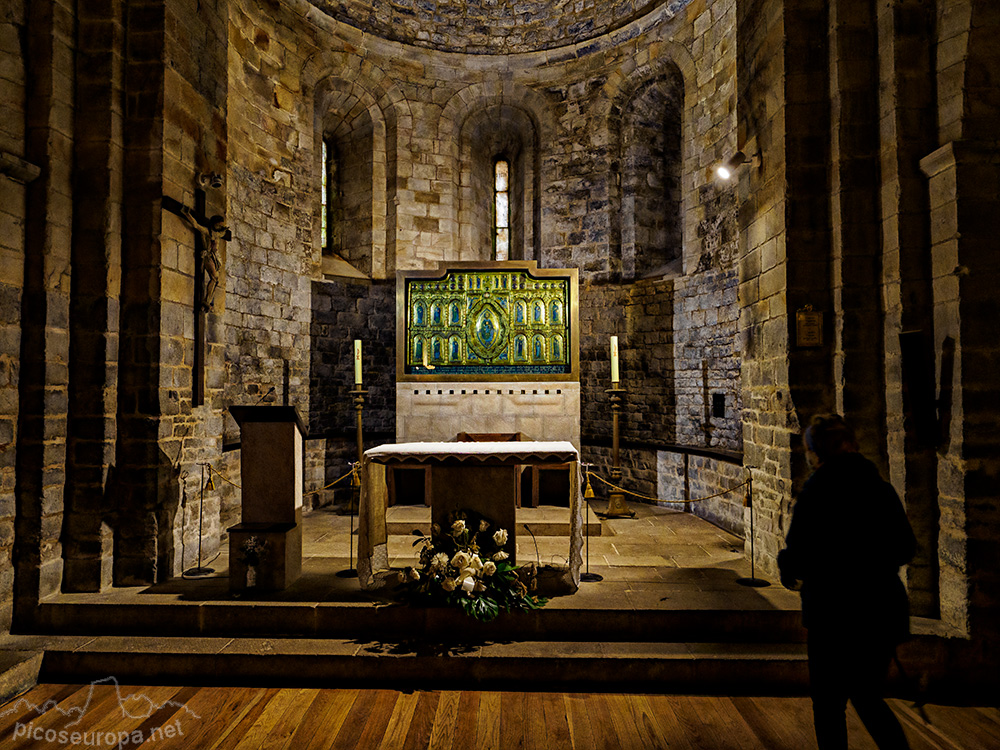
[715,151,759,180]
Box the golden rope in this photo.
[302,466,358,498]
[205,464,358,496]
[586,471,748,504]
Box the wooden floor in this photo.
[2,683,998,749]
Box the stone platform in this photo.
[10,502,809,692]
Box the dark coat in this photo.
[777,452,916,643]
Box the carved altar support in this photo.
[227,406,305,592]
[358,441,583,594]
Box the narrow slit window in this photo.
[322,139,340,256]
[494,159,509,261]
[321,140,328,250]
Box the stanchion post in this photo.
[580,463,603,582]
[736,468,770,588]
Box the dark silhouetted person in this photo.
[778,414,916,750]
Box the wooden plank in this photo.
[538,692,572,750]
[639,695,693,750]
[0,683,82,736]
[331,689,382,750]
[603,694,648,750]
[153,687,265,750]
[524,692,550,750]
[293,689,360,750]
[618,694,671,750]
[379,690,420,750]
[100,685,197,744]
[210,687,282,750]
[449,690,480,750]
[731,695,816,749]
[564,694,597,750]
[402,691,441,750]
[427,690,461,750]
[669,695,743,749]
[23,683,134,738]
[259,688,320,750]
[499,691,525,750]
[476,691,501,750]
[352,689,399,749]
[583,693,623,750]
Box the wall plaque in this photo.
[796,305,824,347]
[396,261,579,381]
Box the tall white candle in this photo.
[610,336,620,383]
[353,339,362,385]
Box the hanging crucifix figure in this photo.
[163,188,231,406]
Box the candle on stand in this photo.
[353,339,362,385]
[610,336,619,384]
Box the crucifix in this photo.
[163,187,231,407]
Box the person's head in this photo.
[803,413,858,466]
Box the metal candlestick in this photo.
[336,388,367,579]
[604,385,635,518]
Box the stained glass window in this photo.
[321,141,328,250]
[494,160,509,261]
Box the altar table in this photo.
[357,441,583,592]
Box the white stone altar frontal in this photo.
[227,405,304,592]
[357,441,584,594]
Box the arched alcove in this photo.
[313,77,389,278]
[459,105,539,262]
[610,65,685,281]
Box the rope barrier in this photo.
[586,470,749,505]
[205,464,358,497]
[302,466,358,498]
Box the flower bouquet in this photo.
[396,509,548,622]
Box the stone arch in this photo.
[604,42,699,278]
[305,53,412,279]
[440,81,556,263]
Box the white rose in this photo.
[483,561,497,576]
[407,567,421,581]
[460,577,475,592]
[474,581,487,593]
[479,519,490,532]
[493,551,508,562]
[441,578,457,592]
[470,554,483,571]
[451,551,471,569]
[397,571,408,583]
[451,520,466,535]
[430,552,449,573]
[459,566,477,581]
[493,529,508,547]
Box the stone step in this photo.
[36,601,806,644]
[0,650,43,705]
[38,636,809,693]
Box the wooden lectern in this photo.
[227,406,305,592]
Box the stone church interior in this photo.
[1,0,998,743]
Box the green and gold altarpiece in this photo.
[396,261,579,381]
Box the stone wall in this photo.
[657,450,745,535]
[312,0,694,55]
[0,0,29,631]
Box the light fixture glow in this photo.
[715,150,757,181]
